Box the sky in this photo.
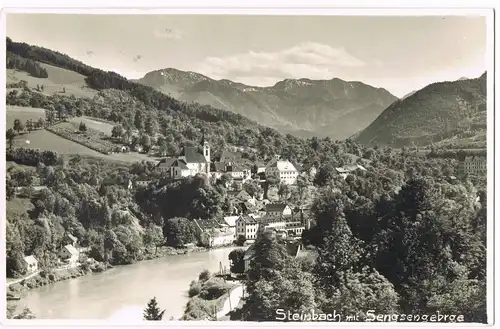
[6,14,487,97]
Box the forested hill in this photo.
[355,73,487,148]
[6,37,315,160]
[6,37,255,126]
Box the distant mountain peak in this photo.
[138,68,398,139]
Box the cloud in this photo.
[153,28,183,40]
[193,42,366,84]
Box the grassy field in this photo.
[6,106,160,164]
[68,116,114,135]
[6,62,97,98]
[6,106,45,129]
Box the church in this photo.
[155,135,211,179]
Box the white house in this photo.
[265,203,293,217]
[193,218,235,248]
[235,215,260,240]
[335,164,368,179]
[59,244,79,265]
[23,255,38,273]
[156,158,192,179]
[265,159,300,185]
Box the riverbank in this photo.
[6,245,240,299]
[7,266,97,297]
[181,272,244,321]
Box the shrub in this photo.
[199,280,227,300]
[198,269,211,282]
[188,280,202,297]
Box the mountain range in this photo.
[137,69,398,139]
[354,73,487,148]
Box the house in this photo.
[265,159,300,185]
[135,144,144,153]
[134,180,152,188]
[254,161,267,174]
[265,203,292,217]
[285,220,306,238]
[59,244,79,265]
[458,156,486,176]
[228,190,256,206]
[210,162,252,183]
[235,215,260,240]
[193,218,235,247]
[335,164,368,179]
[155,158,192,179]
[23,255,38,273]
[63,233,78,247]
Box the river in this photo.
[10,247,242,321]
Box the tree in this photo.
[6,128,15,149]
[45,109,55,125]
[56,103,66,121]
[79,121,87,132]
[140,134,152,152]
[278,183,290,201]
[164,217,196,247]
[143,225,164,254]
[25,119,34,133]
[143,297,165,321]
[243,179,263,199]
[199,269,211,282]
[111,125,124,138]
[13,118,24,134]
[241,258,317,321]
[228,248,246,274]
[235,234,246,246]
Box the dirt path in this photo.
[216,284,245,318]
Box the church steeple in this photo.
[201,130,210,164]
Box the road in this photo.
[216,284,245,319]
[6,270,40,287]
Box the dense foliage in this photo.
[355,74,487,148]
[7,51,48,78]
[241,147,486,323]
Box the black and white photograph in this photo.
[1,4,494,325]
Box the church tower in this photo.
[201,132,211,164]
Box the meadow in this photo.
[6,106,159,164]
[6,62,97,99]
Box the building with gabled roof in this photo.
[235,214,260,240]
[193,218,235,247]
[23,255,38,273]
[265,203,292,217]
[458,156,486,176]
[265,159,300,185]
[59,244,79,265]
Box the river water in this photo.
[10,247,241,321]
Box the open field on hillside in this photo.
[68,116,114,135]
[6,106,160,163]
[6,62,97,98]
[6,106,45,128]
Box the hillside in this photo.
[355,73,487,148]
[5,38,320,163]
[138,69,398,139]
